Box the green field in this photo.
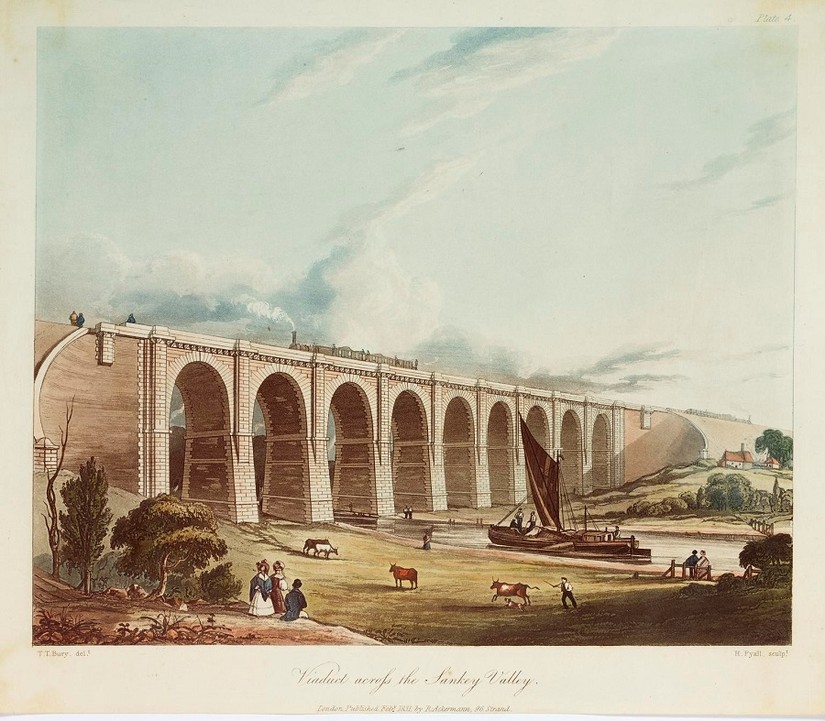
[33,469,792,646]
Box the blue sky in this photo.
[36,27,796,427]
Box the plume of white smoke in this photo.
[245,300,295,330]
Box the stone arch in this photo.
[487,400,515,505]
[166,350,235,431]
[248,364,312,436]
[327,381,376,514]
[324,373,379,441]
[560,409,584,495]
[524,404,551,502]
[388,381,432,435]
[169,360,235,518]
[254,371,311,520]
[590,412,612,490]
[391,390,432,512]
[442,395,477,508]
[525,404,551,448]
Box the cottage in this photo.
[763,456,781,470]
[719,443,753,470]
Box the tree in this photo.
[43,400,74,579]
[110,494,228,598]
[755,429,793,468]
[702,473,757,512]
[739,533,792,569]
[59,457,113,595]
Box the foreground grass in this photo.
[217,520,790,646]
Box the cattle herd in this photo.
[301,539,545,608]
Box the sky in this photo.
[35,27,797,428]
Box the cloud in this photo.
[36,236,298,339]
[604,373,687,393]
[668,110,795,191]
[392,28,618,136]
[410,329,684,398]
[579,347,681,378]
[37,152,476,354]
[264,29,404,103]
[280,155,478,350]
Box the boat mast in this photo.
[494,494,529,526]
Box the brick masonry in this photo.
[35,321,683,523]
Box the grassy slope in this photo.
[216,519,790,645]
[579,463,793,519]
[31,469,791,645]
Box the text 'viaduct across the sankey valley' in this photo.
[34,320,710,524]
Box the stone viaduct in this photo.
[34,320,708,524]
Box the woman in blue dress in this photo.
[248,560,274,617]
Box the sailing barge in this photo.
[488,417,651,562]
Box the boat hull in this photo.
[487,526,652,562]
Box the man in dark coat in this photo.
[281,578,308,621]
[684,550,700,578]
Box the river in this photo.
[344,516,752,574]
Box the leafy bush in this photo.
[701,473,757,512]
[756,564,792,589]
[167,573,202,601]
[626,500,651,517]
[739,533,792,569]
[626,496,688,517]
[199,562,243,604]
[679,491,697,509]
[715,573,745,594]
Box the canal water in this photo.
[344,516,752,574]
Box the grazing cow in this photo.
[389,563,418,589]
[504,598,526,612]
[303,538,339,559]
[490,579,539,605]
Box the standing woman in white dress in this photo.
[248,560,275,617]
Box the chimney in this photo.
[291,330,297,346]
[741,442,745,454]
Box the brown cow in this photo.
[490,579,539,605]
[389,563,418,589]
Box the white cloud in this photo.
[266,29,405,103]
[315,154,478,351]
[397,28,618,136]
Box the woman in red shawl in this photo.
[269,560,288,614]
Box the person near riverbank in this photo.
[696,550,711,579]
[551,577,577,609]
[248,560,274,617]
[523,511,537,534]
[282,579,308,621]
[684,550,700,578]
[422,530,432,550]
[269,560,288,614]
[514,508,524,532]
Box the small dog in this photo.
[504,598,526,612]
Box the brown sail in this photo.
[519,416,562,530]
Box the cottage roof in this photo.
[721,449,754,463]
